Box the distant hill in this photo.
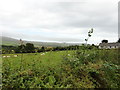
[1,36,19,46]
[0,36,81,47]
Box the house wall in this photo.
[99,46,118,49]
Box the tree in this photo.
[37,46,45,52]
[117,38,120,43]
[41,46,45,52]
[25,43,35,53]
[15,45,26,53]
[102,40,108,43]
[19,39,25,53]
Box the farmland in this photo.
[1,49,120,88]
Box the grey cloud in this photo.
[0,0,118,44]
[44,2,117,32]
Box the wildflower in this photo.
[68,54,70,56]
[87,54,90,57]
[14,55,18,57]
[74,60,76,61]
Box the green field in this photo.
[2,51,73,69]
[1,50,120,88]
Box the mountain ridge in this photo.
[0,36,81,47]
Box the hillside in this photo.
[0,36,81,47]
[1,36,20,46]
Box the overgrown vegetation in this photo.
[2,48,120,88]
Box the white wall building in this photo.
[99,42,120,49]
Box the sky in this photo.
[0,0,119,45]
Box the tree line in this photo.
[1,43,98,54]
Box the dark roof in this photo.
[99,42,120,46]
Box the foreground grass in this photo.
[1,49,120,88]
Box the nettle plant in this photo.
[73,28,94,65]
[85,28,94,46]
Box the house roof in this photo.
[99,42,120,46]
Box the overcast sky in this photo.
[0,0,119,44]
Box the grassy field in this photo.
[2,51,73,69]
[1,49,120,88]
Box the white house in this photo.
[99,42,120,49]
